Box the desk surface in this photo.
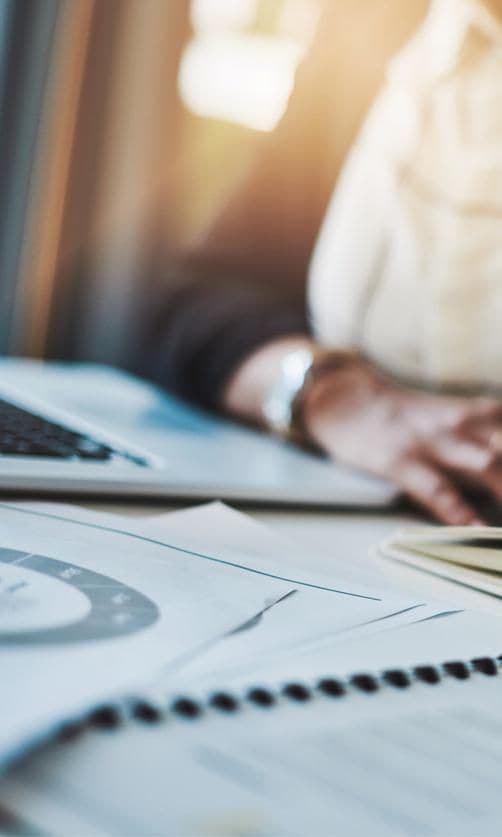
[86,501,502,618]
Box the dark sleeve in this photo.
[144,9,337,411]
[144,0,428,410]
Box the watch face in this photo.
[0,548,159,645]
[263,348,314,434]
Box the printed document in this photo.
[0,501,293,766]
[0,500,449,769]
[133,503,458,688]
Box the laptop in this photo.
[0,358,397,507]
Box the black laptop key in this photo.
[11,443,71,458]
[0,397,119,463]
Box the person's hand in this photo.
[302,358,502,525]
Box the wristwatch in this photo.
[262,346,359,444]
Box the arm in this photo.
[219,0,502,526]
[145,3,343,409]
[149,0,502,525]
[225,338,502,527]
[146,0,432,409]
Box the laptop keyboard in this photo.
[0,397,147,465]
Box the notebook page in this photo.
[4,670,502,835]
[171,609,502,691]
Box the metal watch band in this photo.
[262,347,359,444]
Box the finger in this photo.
[479,460,502,506]
[430,434,495,475]
[429,434,502,503]
[462,421,499,448]
[393,457,483,525]
[457,401,502,443]
[461,396,502,422]
[409,396,502,440]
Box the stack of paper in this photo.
[139,503,457,692]
[0,500,448,770]
[0,500,292,767]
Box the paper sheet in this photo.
[179,608,500,693]
[0,501,294,768]
[129,502,457,689]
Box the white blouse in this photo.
[308,0,502,391]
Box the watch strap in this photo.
[263,347,360,445]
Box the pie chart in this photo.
[0,548,159,644]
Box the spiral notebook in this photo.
[71,647,500,730]
[4,632,502,837]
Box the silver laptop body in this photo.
[0,358,397,507]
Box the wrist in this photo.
[259,344,364,445]
[222,337,316,425]
[300,357,382,448]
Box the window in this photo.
[179,0,321,132]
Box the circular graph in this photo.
[0,548,159,644]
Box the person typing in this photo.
[149,0,502,525]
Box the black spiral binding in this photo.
[58,654,502,739]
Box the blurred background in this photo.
[0,0,321,372]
